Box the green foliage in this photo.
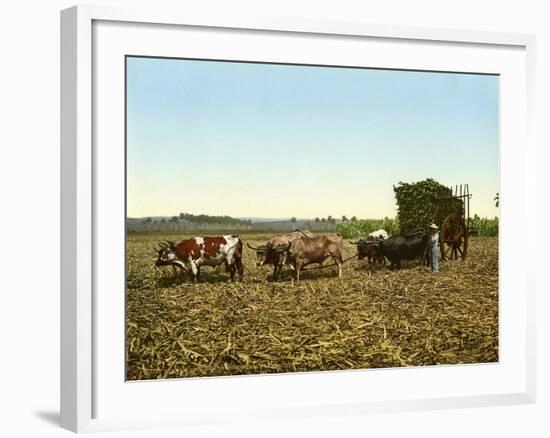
[471,215,499,237]
[335,217,400,238]
[336,215,498,239]
[394,178,463,234]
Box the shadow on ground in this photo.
[34,411,59,427]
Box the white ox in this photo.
[367,229,389,240]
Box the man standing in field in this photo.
[429,223,440,273]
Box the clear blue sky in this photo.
[126,57,499,219]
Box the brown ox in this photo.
[284,233,343,282]
[247,229,313,280]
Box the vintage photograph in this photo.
[125,56,499,380]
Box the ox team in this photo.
[155,226,438,282]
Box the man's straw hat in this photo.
[430,223,439,230]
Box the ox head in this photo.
[155,240,178,267]
[247,242,290,266]
[352,239,381,260]
[271,242,291,266]
[247,242,271,266]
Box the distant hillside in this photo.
[250,219,335,232]
[236,217,285,223]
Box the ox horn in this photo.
[247,242,267,251]
[349,240,360,245]
[274,243,291,252]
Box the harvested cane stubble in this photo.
[126,234,498,380]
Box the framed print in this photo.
[61,5,536,433]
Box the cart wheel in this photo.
[440,213,468,261]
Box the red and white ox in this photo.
[156,235,243,282]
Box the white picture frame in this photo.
[60,4,536,433]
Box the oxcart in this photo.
[436,184,474,261]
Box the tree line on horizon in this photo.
[140,213,363,225]
[141,212,253,225]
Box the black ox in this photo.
[355,232,430,270]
